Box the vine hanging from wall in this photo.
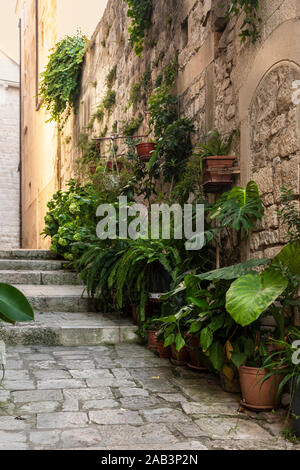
[227,0,261,43]
[124,0,153,57]
[39,34,88,127]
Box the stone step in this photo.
[0,249,59,260]
[0,259,64,271]
[0,270,83,285]
[14,285,94,313]
[0,312,138,346]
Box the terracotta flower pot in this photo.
[157,340,171,359]
[147,330,159,350]
[136,142,156,162]
[239,365,284,410]
[131,304,137,324]
[186,334,207,371]
[171,344,189,365]
[203,156,236,193]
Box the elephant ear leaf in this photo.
[271,240,300,277]
[225,270,288,327]
[0,284,34,324]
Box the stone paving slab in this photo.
[0,250,59,260]
[0,344,296,450]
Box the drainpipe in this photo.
[18,18,22,248]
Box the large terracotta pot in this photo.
[203,156,236,193]
[171,344,189,365]
[239,365,284,410]
[186,334,207,371]
[136,142,156,162]
[157,340,172,359]
[131,304,137,324]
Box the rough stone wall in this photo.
[249,64,300,259]
[18,0,300,249]
[0,52,20,249]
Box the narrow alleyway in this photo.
[0,249,296,450]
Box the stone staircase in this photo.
[0,250,137,347]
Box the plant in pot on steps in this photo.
[225,240,300,409]
[262,327,300,438]
[194,129,237,193]
[107,238,181,325]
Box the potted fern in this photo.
[194,130,237,192]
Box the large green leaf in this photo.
[0,284,34,324]
[225,270,288,327]
[271,240,300,277]
[209,342,225,372]
[196,258,270,281]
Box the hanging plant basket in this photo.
[107,160,123,172]
[203,156,236,193]
[136,142,156,162]
[89,164,97,175]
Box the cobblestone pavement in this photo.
[0,343,297,450]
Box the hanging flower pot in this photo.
[239,365,284,410]
[136,142,156,162]
[89,164,97,175]
[107,160,123,172]
[203,156,236,193]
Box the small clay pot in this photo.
[186,334,207,371]
[136,142,156,162]
[239,365,284,410]
[147,330,159,350]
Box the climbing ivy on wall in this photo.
[39,34,87,126]
[124,0,153,57]
[227,0,261,43]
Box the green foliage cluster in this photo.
[42,180,102,263]
[121,113,144,136]
[39,34,87,126]
[125,0,153,57]
[106,66,117,88]
[277,186,300,243]
[227,0,262,43]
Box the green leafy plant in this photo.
[108,239,180,321]
[277,186,300,243]
[0,284,34,324]
[121,114,144,136]
[226,0,262,43]
[42,180,103,263]
[106,66,117,88]
[102,89,116,112]
[226,241,300,327]
[210,181,265,236]
[39,34,87,126]
[125,0,153,56]
[194,129,237,159]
